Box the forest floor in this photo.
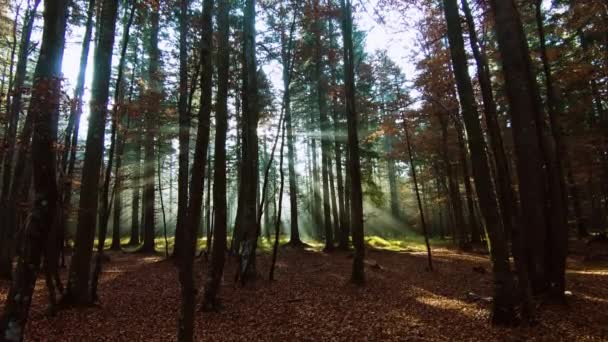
[1,238,607,341]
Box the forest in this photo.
[0,0,606,340]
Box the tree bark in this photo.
[202,0,230,311]
[443,0,517,324]
[313,0,333,251]
[341,0,365,284]
[236,0,261,282]
[403,117,433,271]
[63,0,119,306]
[141,4,161,254]
[0,0,67,338]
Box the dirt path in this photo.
[1,246,607,341]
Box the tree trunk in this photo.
[57,0,96,262]
[0,0,67,338]
[129,118,142,246]
[202,0,230,311]
[443,0,517,324]
[341,0,365,284]
[313,0,333,251]
[174,0,192,260]
[63,0,119,306]
[534,0,569,300]
[141,4,161,254]
[461,0,516,247]
[1,0,39,202]
[0,0,41,280]
[107,0,136,252]
[439,113,467,249]
[403,118,433,270]
[236,0,261,282]
[454,118,481,244]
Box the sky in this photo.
[53,1,421,138]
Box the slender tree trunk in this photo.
[444,0,517,324]
[177,0,213,338]
[129,118,142,246]
[312,0,333,250]
[439,113,467,249]
[236,0,261,282]
[1,0,39,202]
[63,0,119,306]
[0,1,67,338]
[403,118,433,271]
[56,0,96,263]
[141,4,161,254]
[285,78,300,245]
[107,0,136,252]
[0,0,41,280]
[270,117,287,281]
[455,119,481,244]
[534,0,569,300]
[174,0,192,260]
[461,0,516,247]
[155,155,169,259]
[341,0,365,284]
[202,0,230,311]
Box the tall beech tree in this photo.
[0,0,40,280]
[235,0,261,281]
[177,0,213,338]
[0,0,68,338]
[442,0,517,324]
[202,0,230,311]
[340,0,365,284]
[64,0,119,306]
[141,2,161,253]
[488,0,566,302]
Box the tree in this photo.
[340,0,365,284]
[177,0,214,337]
[202,0,230,311]
[236,0,261,282]
[488,0,566,303]
[0,0,40,280]
[141,2,161,254]
[63,0,119,306]
[443,0,517,324]
[0,0,68,338]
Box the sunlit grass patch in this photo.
[365,235,449,252]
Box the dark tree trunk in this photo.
[177,0,213,338]
[63,0,119,306]
[341,0,365,284]
[439,113,467,249]
[385,134,400,221]
[108,0,136,252]
[269,117,287,281]
[285,76,300,245]
[141,4,161,254]
[129,118,142,246]
[174,0,192,261]
[1,0,39,202]
[0,0,67,339]
[56,0,96,264]
[0,0,41,280]
[534,0,569,300]
[313,0,333,251]
[96,3,136,253]
[236,0,261,282]
[454,118,481,244]
[202,0,230,311]
[403,118,433,271]
[461,0,516,247]
[443,0,517,324]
